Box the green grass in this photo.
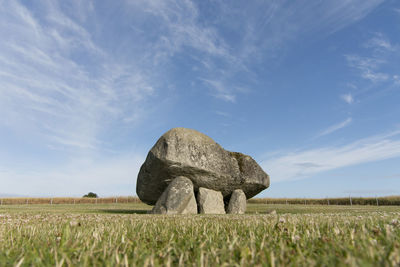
[1,204,399,266]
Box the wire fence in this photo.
[1,196,399,206]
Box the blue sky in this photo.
[1,0,400,198]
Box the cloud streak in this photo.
[0,154,144,197]
[365,33,395,52]
[201,79,236,103]
[316,118,352,137]
[0,1,154,151]
[346,55,389,83]
[263,130,400,182]
[126,0,384,103]
[220,0,384,58]
[346,33,399,87]
[341,93,354,104]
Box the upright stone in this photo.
[197,187,225,214]
[227,189,247,214]
[151,176,197,214]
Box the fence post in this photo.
[51,198,53,205]
[376,196,379,206]
[286,199,288,205]
[116,197,118,204]
[327,198,330,206]
[74,199,76,205]
[95,198,98,204]
[349,196,352,206]
[26,199,28,205]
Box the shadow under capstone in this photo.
[98,209,150,215]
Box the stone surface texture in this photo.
[227,189,247,214]
[137,127,270,205]
[150,176,197,214]
[197,187,225,214]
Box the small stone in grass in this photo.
[69,220,81,227]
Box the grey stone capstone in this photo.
[197,187,226,214]
[227,189,247,214]
[150,176,197,214]
[137,127,270,205]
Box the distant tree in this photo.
[83,192,98,198]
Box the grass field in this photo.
[1,203,399,266]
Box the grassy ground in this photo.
[1,203,399,266]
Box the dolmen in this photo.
[136,128,270,214]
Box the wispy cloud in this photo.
[345,32,400,101]
[346,55,389,83]
[126,0,384,103]
[0,154,144,197]
[364,33,395,52]
[122,0,246,103]
[343,188,399,196]
[394,75,400,85]
[0,1,154,151]
[344,189,398,195]
[201,79,236,103]
[262,130,400,182]
[215,111,231,117]
[341,93,354,104]
[219,0,384,59]
[136,0,231,60]
[316,118,352,138]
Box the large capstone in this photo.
[197,187,225,214]
[150,176,197,214]
[227,189,247,214]
[137,127,270,205]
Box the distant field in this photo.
[0,196,140,205]
[1,195,400,205]
[1,203,399,266]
